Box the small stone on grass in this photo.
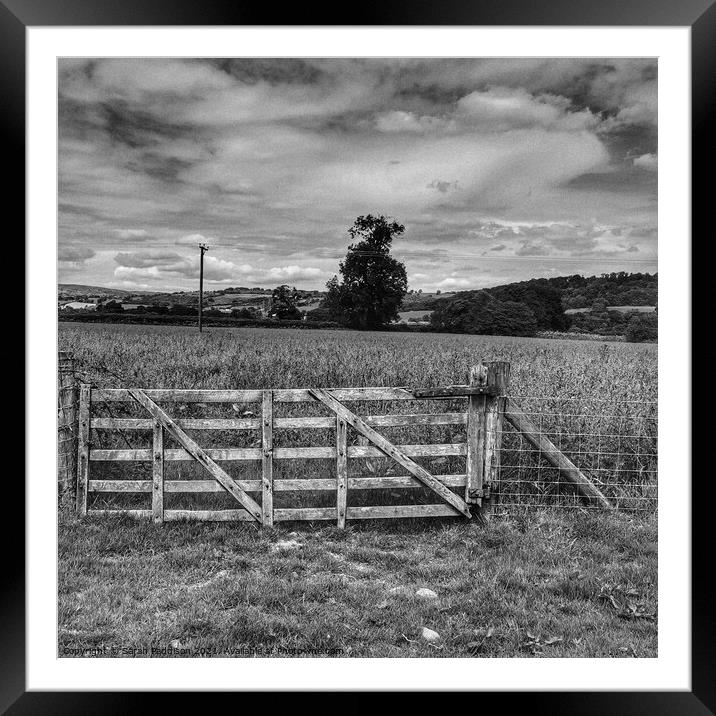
[388,585,411,596]
[416,588,438,600]
[421,627,441,642]
[271,539,302,552]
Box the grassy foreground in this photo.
[58,509,657,658]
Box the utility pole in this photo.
[198,242,209,332]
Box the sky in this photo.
[58,58,657,293]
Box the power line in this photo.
[303,248,657,265]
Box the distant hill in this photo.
[58,284,147,297]
[427,272,657,340]
[536,272,657,309]
[403,273,657,313]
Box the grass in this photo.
[58,508,657,658]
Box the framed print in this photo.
[9,0,707,712]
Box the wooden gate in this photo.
[75,361,611,526]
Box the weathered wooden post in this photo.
[465,361,510,513]
[152,419,164,524]
[57,351,78,505]
[262,390,274,527]
[76,383,91,516]
[465,363,488,506]
[336,418,348,528]
[483,362,511,511]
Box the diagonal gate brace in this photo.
[309,388,471,519]
[128,389,263,522]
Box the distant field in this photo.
[212,293,268,305]
[396,310,432,323]
[565,306,656,314]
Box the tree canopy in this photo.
[271,285,302,320]
[430,291,538,336]
[324,215,408,329]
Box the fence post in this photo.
[58,351,78,505]
[465,363,488,505]
[152,420,164,524]
[261,390,274,527]
[483,362,511,512]
[336,418,348,528]
[76,383,91,516]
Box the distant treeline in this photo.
[404,272,657,313]
[550,272,657,309]
[430,284,565,337]
[59,271,657,342]
[427,273,657,342]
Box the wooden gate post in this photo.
[262,390,274,527]
[483,362,511,511]
[76,383,91,516]
[58,351,78,505]
[152,420,164,524]
[336,418,348,528]
[465,363,488,505]
[465,361,511,510]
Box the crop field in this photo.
[57,323,658,657]
[58,322,656,401]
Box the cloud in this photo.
[375,111,448,133]
[112,250,328,286]
[265,265,328,281]
[436,277,472,288]
[515,240,550,257]
[428,180,459,194]
[114,229,149,240]
[59,246,96,263]
[58,58,658,290]
[114,251,249,283]
[633,153,658,172]
[456,86,598,132]
[176,233,216,246]
[613,80,658,127]
[114,250,184,269]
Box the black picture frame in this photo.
[8,1,704,712]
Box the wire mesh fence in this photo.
[494,396,657,513]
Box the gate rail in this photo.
[67,360,614,526]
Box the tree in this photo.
[430,290,538,336]
[231,307,258,319]
[324,215,408,329]
[96,300,123,313]
[271,285,301,320]
[624,313,658,343]
[486,280,569,330]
